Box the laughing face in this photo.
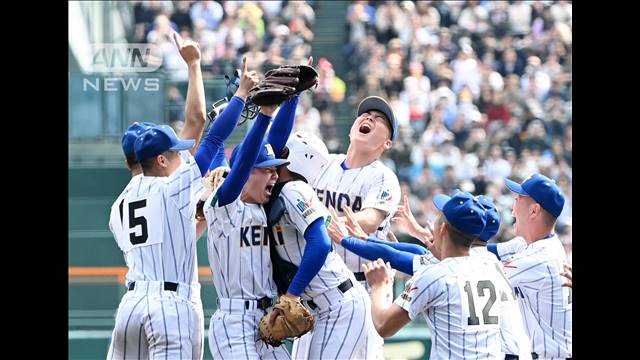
[349,110,393,149]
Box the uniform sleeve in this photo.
[501,249,547,290]
[281,182,328,234]
[361,168,401,215]
[394,267,447,320]
[412,253,440,273]
[204,183,241,237]
[341,236,416,275]
[165,151,205,220]
[108,197,125,251]
[487,237,527,260]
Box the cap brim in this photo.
[432,194,451,211]
[504,178,528,196]
[255,159,290,168]
[357,96,396,140]
[170,139,196,151]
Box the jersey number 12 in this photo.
[464,280,498,325]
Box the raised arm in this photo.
[215,105,279,207]
[285,218,331,298]
[194,57,258,175]
[327,207,420,275]
[173,32,205,153]
[266,57,314,156]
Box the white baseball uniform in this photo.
[203,181,290,360]
[312,153,401,359]
[494,235,572,359]
[107,151,205,360]
[395,256,507,359]
[412,246,533,359]
[270,181,372,359]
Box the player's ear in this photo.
[383,139,392,150]
[157,154,168,168]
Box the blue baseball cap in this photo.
[122,122,156,158]
[504,173,565,218]
[477,195,500,241]
[357,96,397,141]
[433,191,487,238]
[229,141,290,168]
[134,125,195,161]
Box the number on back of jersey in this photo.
[460,278,500,327]
[118,193,164,251]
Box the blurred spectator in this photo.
[484,144,512,181]
[171,1,193,32]
[508,1,532,36]
[166,85,184,123]
[282,0,316,26]
[190,1,224,31]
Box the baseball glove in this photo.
[195,166,230,220]
[249,64,319,106]
[259,295,315,347]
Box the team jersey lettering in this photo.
[316,189,362,212]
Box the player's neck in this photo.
[130,167,143,177]
[440,240,470,259]
[523,224,555,244]
[345,144,381,169]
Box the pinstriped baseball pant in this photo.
[107,281,204,360]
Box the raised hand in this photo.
[342,206,368,240]
[326,207,349,245]
[392,194,434,245]
[560,263,572,288]
[236,57,259,99]
[173,32,201,65]
[363,259,392,289]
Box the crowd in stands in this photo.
[130,1,572,259]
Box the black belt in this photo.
[250,297,273,311]
[307,279,353,310]
[128,281,178,292]
[354,272,366,282]
[504,355,518,360]
[531,353,571,360]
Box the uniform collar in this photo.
[529,233,558,248]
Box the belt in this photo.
[353,272,366,282]
[217,297,273,312]
[307,279,353,310]
[531,353,571,360]
[128,281,178,292]
[254,296,273,310]
[504,355,519,360]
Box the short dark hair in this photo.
[442,217,476,247]
[139,150,179,174]
[125,154,138,169]
[540,207,558,228]
[140,156,158,174]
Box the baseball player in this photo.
[202,89,296,359]
[330,193,532,359]
[486,174,572,359]
[363,191,508,359]
[261,131,372,359]
[313,96,401,358]
[107,32,207,360]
